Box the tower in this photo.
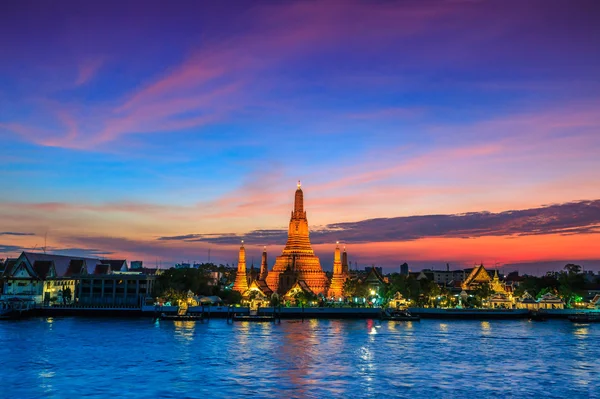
[333,242,342,274]
[328,242,349,298]
[259,246,268,281]
[342,245,349,274]
[265,182,329,295]
[232,241,249,293]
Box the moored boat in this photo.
[530,312,547,322]
[568,313,600,323]
[0,297,35,320]
[381,309,420,321]
[409,308,530,319]
[232,314,275,322]
[160,313,203,321]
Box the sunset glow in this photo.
[1,1,599,272]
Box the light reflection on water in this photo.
[1,318,599,398]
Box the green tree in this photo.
[63,287,72,304]
[153,267,212,298]
[161,288,186,303]
[292,290,316,306]
[270,293,280,307]
[558,268,586,307]
[564,263,582,274]
[382,273,410,305]
[473,283,493,306]
[343,279,367,299]
[220,289,242,304]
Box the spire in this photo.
[259,246,268,280]
[294,181,304,216]
[342,246,348,274]
[333,241,342,274]
[232,240,248,293]
[237,240,246,273]
[328,241,349,298]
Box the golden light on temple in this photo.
[265,182,329,295]
[232,183,350,299]
[232,239,249,293]
[329,239,350,298]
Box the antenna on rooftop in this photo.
[42,231,48,254]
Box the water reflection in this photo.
[0,318,599,399]
[173,320,196,342]
[481,321,491,335]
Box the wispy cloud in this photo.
[49,247,112,258]
[158,200,600,245]
[75,58,104,86]
[0,232,35,236]
[0,244,27,253]
[0,1,457,150]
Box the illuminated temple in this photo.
[265,182,329,295]
[235,182,345,300]
[328,242,350,298]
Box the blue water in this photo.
[1,318,598,398]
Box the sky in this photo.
[1,0,599,274]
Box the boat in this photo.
[410,308,529,319]
[529,312,547,322]
[231,314,275,322]
[160,313,203,321]
[0,298,35,320]
[381,309,420,321]
[568,313,600,323]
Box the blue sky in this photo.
[1,0,599,272]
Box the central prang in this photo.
[233,182,348,301]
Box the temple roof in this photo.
[18,252,106,276]
[247,279,273,296]
[539,293,564,303]
[94,264,110,275]
[1,258,18,277]
[462,264,491,288]
[32,260,53,279]
[365,267,386,285]
[64,259,86,276]
[102,260,127,272]
[284,280,314,297]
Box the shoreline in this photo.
[18,305,600,320]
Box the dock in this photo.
[160,313,204,321]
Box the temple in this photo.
[328,242,350,298]
[259,246,268,281]
[265,182,329,295]
[232,241,249,293]
[235,182,339,301]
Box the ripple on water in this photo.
[1,318,599,399]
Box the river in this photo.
[1,317,598,398]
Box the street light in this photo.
[370,290,375,296]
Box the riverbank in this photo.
[26,305,600,320]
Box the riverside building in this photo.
[1,252,157,306]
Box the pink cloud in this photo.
[1,1,461,151]
[75,58,104,86]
